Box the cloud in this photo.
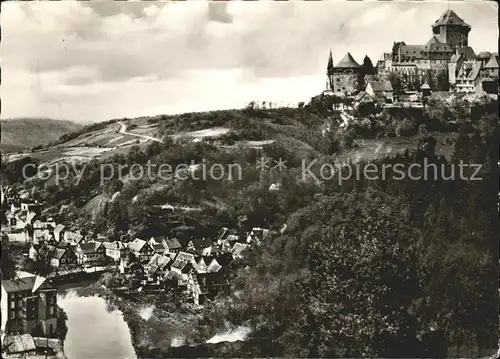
[1,0,497,124]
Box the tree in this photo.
[362,55,376,75]
[388,72,404,94]
[0,234,16,279]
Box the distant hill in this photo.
[0,118,83,151]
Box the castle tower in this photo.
[330,52,362,96]
[432,9,471,50]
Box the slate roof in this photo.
[192,238,213,250]
[456,46,476,60]
[2,276,48,293]
[3,334,36,354]
[50,248,66,260]
[165,237,182,251]
[433,10,470,28]
[335,52,361,68]
[152,243,166,253]
[151,236,167,243]
[79,242,101,254]
[399,45,425,59]
[423,36,453,53]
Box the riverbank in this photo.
[68,276,279,358]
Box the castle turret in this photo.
[432,9,471,50]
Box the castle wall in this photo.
[331,73,359,95]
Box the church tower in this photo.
[432,9,471,50]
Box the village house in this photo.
[170,252,196,276]
[186,237,213,256]
[76,241,107,267]
[144,254,172,286]
[365,80,394,102]
[128,238,155,262]
[1,276,58,337]
[246,227,270,245]
[49,247,78,269]
[164,237,182,253]
[102,241,125,262]
[20,202,43,216]
[2,333,37,358]
[64,231,84,246]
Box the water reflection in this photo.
[58,291,137,359]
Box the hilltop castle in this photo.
[325,9,498,96]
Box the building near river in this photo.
[1,276,58,337]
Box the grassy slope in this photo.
[0,118,83,150]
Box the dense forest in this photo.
[1,95,498,357]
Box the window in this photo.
[10,310,15,319]
[10,301,15,309]
[48,306,55,316]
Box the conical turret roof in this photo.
[335,52,360,68]
[327,50,334,73]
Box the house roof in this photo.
[356,91,374,103]
[334,52,360,68]
[367,80,393,93]
[66,231,83,242]
[147,254,171,269]
[2,276,49,293]
[225,234,239,242]
[50,248,66,260]
[432,9,470,28]
[171,252,195,271]
[207,259,222,273]
[218,227,230,240]
[399,45,425,59]
[152,243,166,252]
[424,36,453,53]
[485,54,499,69]
[79,241,101,254]
[54,224,65,234]
[192,238,213,250]
[232,243,249,257]
[477,51,492,59]
[101,242,115,249]
[151,236,167,243]
[215,253,233,267]
[456,46,476,60]
[165,237,182,250]
[128,238,147,252]
[3,334,37,354]
[421,83,431,90]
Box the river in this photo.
[58,291,137,359]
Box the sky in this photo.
[1,0,498,124]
